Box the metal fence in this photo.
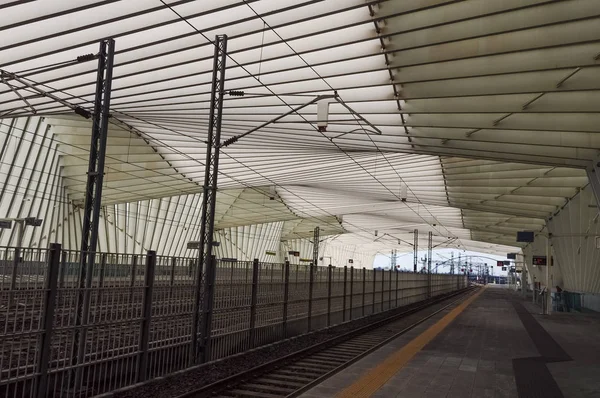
[0,244,467,398]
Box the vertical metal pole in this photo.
[349,266,354,321]
[72,38,115,386]
[129,255,138,301]
[545,235,552,315]
[138,250,156,382]
[199,256,217,363]
[342,266,348,322]
[310,226,320,329]
[35,243,60,398]
[413,229,418,272]
[130,255,138,287]
[312,227,320,267]
[327,264,332,326]
[10,220,24,295]
[372,269,377,314]
[428,231,433,298]
[59,250,67,289]
[191,35,228,364]
[169,256,176,300]
[249,259,259,348]
[388,268,392,310]
[381,268,385,311]
[395,267,399,307]
[282,260,290,338]
[97,253,107,303]
[362,267,366,317]
[307,263,314,331]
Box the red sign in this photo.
[533,256,547,266]
[497,261,504,267]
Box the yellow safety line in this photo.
[336,288,485,398]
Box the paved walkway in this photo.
[299,285,600,398]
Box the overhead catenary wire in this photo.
[0,108,394,248]
[239,0,466,249]
[2,55,444,248]
[0,4,524,253]
[156,0,464,250]
[0,121,351,233]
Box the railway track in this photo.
[178,287,477,398]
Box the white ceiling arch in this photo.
[1,0,598,257]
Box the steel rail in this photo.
[176,286,477,398]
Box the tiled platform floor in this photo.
[300,285,600,398]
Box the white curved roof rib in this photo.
[0,0,597,260]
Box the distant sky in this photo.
[373,248,510,276]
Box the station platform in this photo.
[299,285,600,398]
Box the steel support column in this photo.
[71,38,115,388]
[249,259,259,348]
[349,266,354,320]
[343,266,348,322]
[545,235,552,315]
[413,229,418,272]
[312,226,320,267]
[282,261,290,337]
[34,243,60,398]
[327,264,332,326]
[190,34,228,365]
[307,262,315,331]
[427,231,433,298]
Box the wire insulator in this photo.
[76,53,96,63]
[221,136,239,147]
[74,106,91,119]
[228,90,245,97]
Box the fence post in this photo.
[129,255,138,302]
[169,256,176,300]
[428,270,432,299]
[59,250,67,288]
[249,259,259,348]
[71,249,96,390]
[189,257,204,365]
[188,258,195,278]
[327,264,332,327]
[381,268,385,311]
[349,266,354,321]
[10,247,20,298]
[342,266,348,322]
[388,268,392,310]
[198,256,217,363]
[282,261,290,338]
[35,243,60,398]
[362,267,366,317]
[372,269,377,314]
[137,250,156,382]
[395,268,399,308]
[97,253,107,303]
[307,263,315,332]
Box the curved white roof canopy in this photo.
[0,0,597,258]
